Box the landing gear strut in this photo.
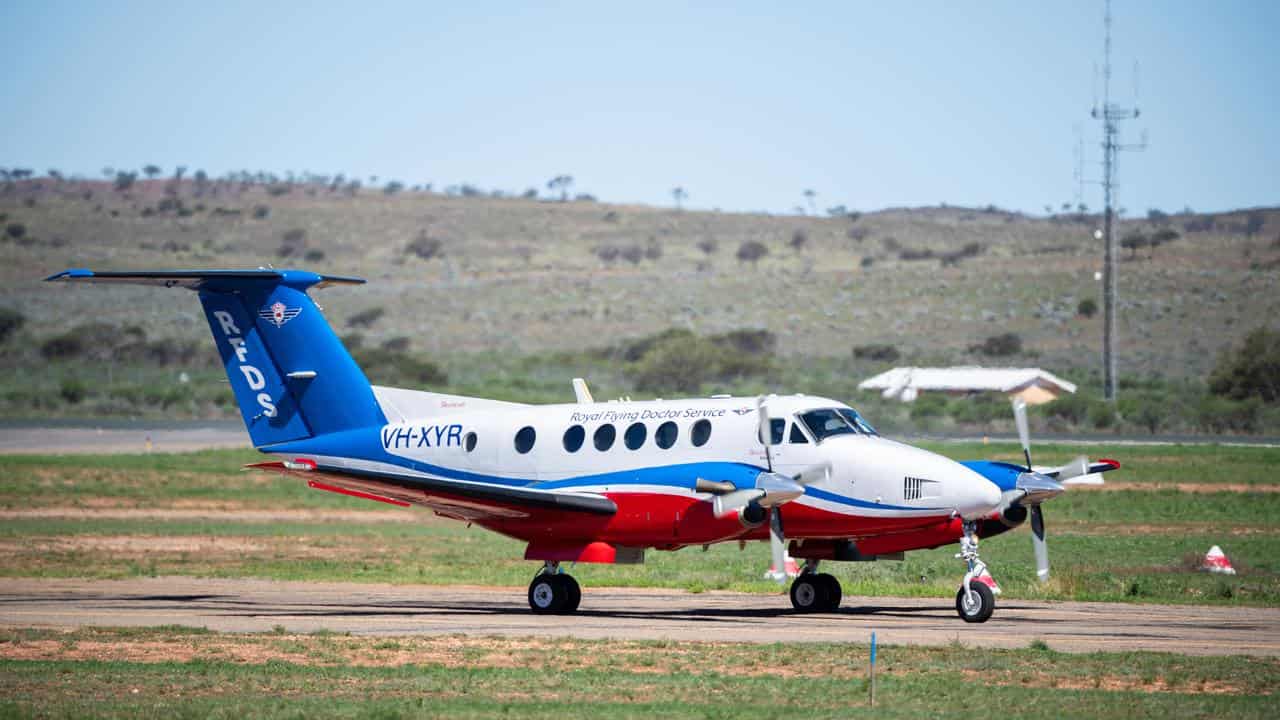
[955,521,996,623]
[789,559,842,613]
[528,561,581,614]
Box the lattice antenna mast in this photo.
[1090,0,1146,402]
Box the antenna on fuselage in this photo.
[572,378,594,404]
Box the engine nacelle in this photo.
[739,501,767,528]
[979,503,1027,538]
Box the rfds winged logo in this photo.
[259,301,302,328]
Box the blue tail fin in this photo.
[46,268,386,448]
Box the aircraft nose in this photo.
[955,464,1002,520]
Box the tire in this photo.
[955,579,995,623]
[528,574,566,614]
[790,575,830,613]
[816,573,842,611]
[560,574,581,614]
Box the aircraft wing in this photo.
[247,460,617,521]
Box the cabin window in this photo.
[464,432,477,453]
[758,418,785,445]
[563,425,585,453]
[655,421,678,449]
[789,423,810,444]
[514,426,536,454]
[624,422,647,450]
[691,419,712,447]
[594,424,616,451]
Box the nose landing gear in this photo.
[528,561,581,614]
[955,521,996,623]
[789,560,843,613]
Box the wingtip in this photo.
[44,268,92,282]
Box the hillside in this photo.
[0,176,1277,427]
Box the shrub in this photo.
[252,204,270,220]
[595,245,620,263]
[898,247,934,261]
[644,241,662,261]
[4,222,25,240]
[1087,400,1117,429]
[629,335,724,394]
[1046,392,1089,425]
[41,334,84,359]
[1195,395,1260,434]
[381,336,411,352]
[1208,327,1280,402]
[736,240,768,265]
[0,307,24,343]
[717,329,776,355]
[619,244,645,265]
[59,379,87,404]
[860,256,875,268]
[277,228,307,258]
[1077,298,1098,318]
[348,307,386,328]
[303,249,326,262]
[909,394,948,420]
[971,333,1022,357]
[848,226,870,242]
[405,232,443,260]
[853,344,900,362]
[352,348,447,387]
[696,238,718,255]
[789,229,808,252]
[383,181,405,195]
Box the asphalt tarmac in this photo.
[2,577,1274,656]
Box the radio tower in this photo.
[1091,0,1146,402]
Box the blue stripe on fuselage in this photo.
[959,460,1024,493]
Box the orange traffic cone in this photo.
[764,554,801,582]
[1202,545,1236,575]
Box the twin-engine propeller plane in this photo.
[47,268,1119,622]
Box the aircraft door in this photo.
[774,420,821,478]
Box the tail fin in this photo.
[46,268,386,448]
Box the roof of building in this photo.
[857,367,1078,395]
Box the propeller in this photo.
[1011,397,1060,583]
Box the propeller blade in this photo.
[1030,505,1050,582]
[1011,397,1032,471]
[1057,455,1090,481]
[713,488,765,517]
[768,508,787,585]
[756,396,773,472]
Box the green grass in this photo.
[1,445,1278,605]
[0,627,1276,718]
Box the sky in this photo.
[2,0,1276,215]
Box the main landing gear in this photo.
[528,562,581,614]
[955,521,996,623]
[789,560,842,613]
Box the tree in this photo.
[114,171,137,192]
[1077,297,1098,318]
[142,165,161,180]
[671,186,687,210]
[1208,327,1280,403]
[546,175,573,202]
[803,189,817,214]
[736,240,768,266]
[1147,208,1169,226]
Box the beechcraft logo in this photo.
[259,301,302,328]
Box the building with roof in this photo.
[858,367,1078,405]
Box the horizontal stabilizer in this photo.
[45,268,364,291]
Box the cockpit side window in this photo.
[788,422,810,444]
[799,408,859,442]
[759,418,785,445]
[837,407,878,436]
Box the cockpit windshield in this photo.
[837,407,878,436]
[797,407,879,442]
[798,409,860,442]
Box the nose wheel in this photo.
[528,562,581,614]
[955,521,996,623]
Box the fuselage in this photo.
[269,391,1002,551]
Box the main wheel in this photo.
[955,579,995,623]
[528,574,567,614]
[561,574,582,613]
[815,573,842,611]
[790,574,831,613]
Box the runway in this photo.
[2,577,1276,656]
